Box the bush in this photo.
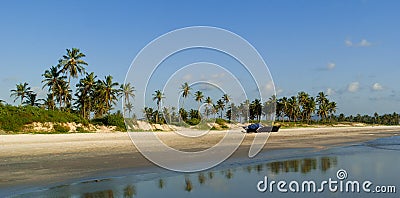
[53,124,70,133]
[215,118,226,126]
[76,126,89,133]
[91,112,126,131]
[186,118,200,126]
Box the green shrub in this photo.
[186,118,200,126]
[91,112,126,131]
[215,118,226,125]
[53,124,70,133]
[210,126,219,130]
[76,126,90,133]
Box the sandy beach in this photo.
[1,126,400,191]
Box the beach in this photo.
[1,126,400,192]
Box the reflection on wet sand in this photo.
[266,156,337,174]
[19,156,338,197]
[83,189,114,198]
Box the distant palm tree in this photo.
[124,102,134,118]
[303,97,316,123]
[120,83,135,105]
[297,91,310,121]
[287,96,299,121]
[250,99,262,121]
[216,99,225,118]
[194,91,204,109]
[10,82,31,106]
[222,94,230,115]
[278,97,289,122]
[152,90,165,123]
[317,102,329,122]
[316,92,328,105]
[180,82,191,109]
[328,101,337,122]
[42,94,55,110]
[23,92,40,107]
[57,48,88,90]
[316,92,329,121]
[263,95,276,120]
[204,96,213,119]
[42,66,67,110]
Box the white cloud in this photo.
[327,88,335,95]
[327,62,336,70]
[264,81,274,92]
[345,39,353,47]
[359,39,371,47]
[372,83,383,91]
[347,82,360,93]
[345,38,372,47]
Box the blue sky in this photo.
[0,0,399,115]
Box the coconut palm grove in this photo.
[0,48,399,133]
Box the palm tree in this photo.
[152,90,165,123]
[194,91,204,110]
[297,91,310,121]
[263,95,276,120]
[120,83,135,105]
[317,102,329,122]
[100,75,120,115]
[222,94,230,115]
[56,80,72,110]
[179,82,191,109]
[250,99,262,121]
[216,99,225,118]
[316,92,329,122]
[57,48,88,90]
[204,96,213,119]
[277,97,289,122]
[10,82,31,106]
[75,72,97,119]
[124,102,134,118]
[42,66,67,110]
[328,101,337,122]
[287,96,299,121]
[303,97,316,123]
[316,92,328,105]
[42,94,55,110]
[23,92,40,107]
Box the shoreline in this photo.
[1,126,400,194]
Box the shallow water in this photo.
[9,136,400,197]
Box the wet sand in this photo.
[1,126,400,192]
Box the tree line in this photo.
[3,48,399,126]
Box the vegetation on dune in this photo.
[0,104,87,132]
